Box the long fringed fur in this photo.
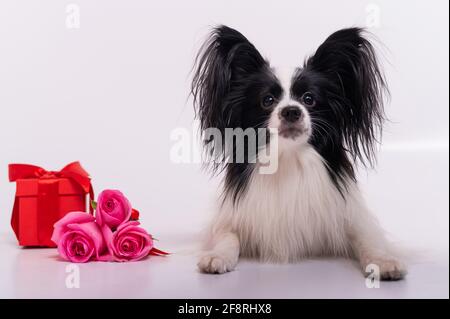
[304,28,388,190]
[191,25,270,202]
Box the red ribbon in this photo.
[149,247,170,256]
[130,208,140,221]
[8,162,94,246]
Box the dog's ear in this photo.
[191,25,266,134]
[305,28,388,166]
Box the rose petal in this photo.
[51,211,95,245]
[101,224,117,257]
[96,190,132,229]
[115,221,141,234]
[67,222,105,259]
[108,221,152,262]
[58,231,94,263]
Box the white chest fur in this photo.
[216,145,353,263]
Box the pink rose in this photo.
[96,190,132,229]
[102,221,153,262]
[51,212,107,263]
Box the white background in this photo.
[0,0,448,298]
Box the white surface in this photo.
[0,231,448,299]
[1,149,448,299]
[0,0,448,298]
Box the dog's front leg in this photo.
[197,232,240,274]
[348,220,407,281]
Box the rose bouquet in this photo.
[51,189,168,263]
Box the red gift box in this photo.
[8,162,94,247]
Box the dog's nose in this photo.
[280,106,302,123]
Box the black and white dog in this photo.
[191,25,406,280]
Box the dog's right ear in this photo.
[191,25,266,134]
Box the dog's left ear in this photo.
[191,25,266,133]
[191,26,266,171]
[305,28,388,166]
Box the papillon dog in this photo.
[191,25,407,280]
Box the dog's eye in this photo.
[262,95,275,108]
[302,92,315,106]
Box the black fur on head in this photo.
[299,27,388,188]
[191,25,277,201]
[192,25,388,201]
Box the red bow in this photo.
[9,162,92,193]
[9,162,94,246]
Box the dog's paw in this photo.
[363,256,407,281]
[197,252,237,274]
